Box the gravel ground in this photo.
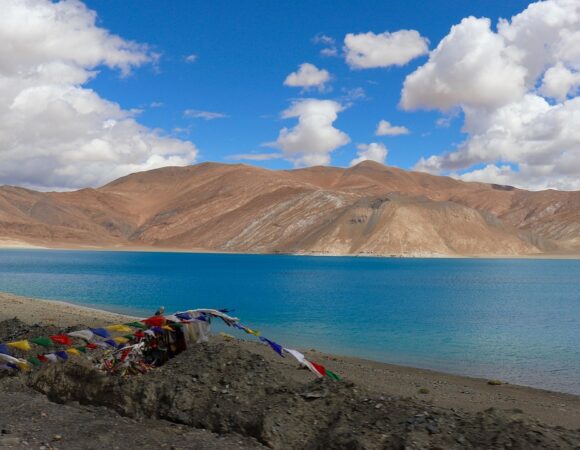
[1,318,580,449]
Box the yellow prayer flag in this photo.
[113,336,129,344]
[16,361,31,371]
[162,325,173,331]
[245,327,261,337]
[106,324,133,333]
[8,340,31,352]
[66,348,81,356]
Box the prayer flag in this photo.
[104,339,118,348]
[0,353,21,365]
[325,369,340,380]
[28,357,42,367]
[17,361,31,372]
[44,353,58,363]
[50,335,73,346]
[55,351,68,361]
[113,337,129,345]
[259,337,284,357]
[8,340,31,352]
[66,348,81,356]
[143,316,165,327]
[106,324,133,333]
[0,344,10,355]
[308,360,327,377]
[68,330,94,341]
[125,322,147,329]
[91,328,110,338]
[30,337,52,347]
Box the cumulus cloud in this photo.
[375,120,409,136]
[183,109,228,120]
[404,0,580,190]
[270,99,350,166]
[400,17,527,111]
[0,0,197,190]
[184,53,197,63]
[283,63,331,91]
[344,30,429,69]
[350,142,388,166]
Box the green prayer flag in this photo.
[75,346,87,353]
[123,334,134,340]
[325,369,341,381]
[28,356,42,367]
[125,322,146,329]
[30,337,52,347]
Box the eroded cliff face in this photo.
[1,161,579,256]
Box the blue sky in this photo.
[2,0,579,190]
[83,0,531,170]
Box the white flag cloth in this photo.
[67,330,94,341]
[0,353,22,365]
[44,353,58,363]
[164,314,180,323]
[283,348,323,378]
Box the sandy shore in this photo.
[1,291,579,431]
[2,241,580,259]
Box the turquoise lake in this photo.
[0,249,579,394]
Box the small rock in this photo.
[426,424,440,435]
[301,391,326,400]
[53,434,63,441]
[375,403,383,409]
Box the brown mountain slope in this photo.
[0,161,579,256]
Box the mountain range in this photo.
[1,161,579,257]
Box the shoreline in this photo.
[1,242,580,260]
[1,291,580,429]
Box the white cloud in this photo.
[0,0,197,190]
[312,34,335,46]
[541,62,580,100]
[283,63,331,91]
[350,142,388,166]
[375,120,409,136]
[321,47,339,57]
[184,109,228,120]
[312,34,338,57]
[184,53,197,63]
[405,0,580,190]
[270,99,350,166]
[400,17,527,111]
[344,30,429,69]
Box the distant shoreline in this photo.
[1,290,579,430]
[1,241,580,260]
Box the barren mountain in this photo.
[1,161,579,257]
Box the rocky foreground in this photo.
[1,318,580,450]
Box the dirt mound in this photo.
[29,340,580,449]
[2,318,580,448]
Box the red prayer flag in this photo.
[37,355,48,363]
[50,335,73,346]
[86,343,97,349]
[142,316,165,327]
[308,360,327,377]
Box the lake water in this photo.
[0,249,579,394]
